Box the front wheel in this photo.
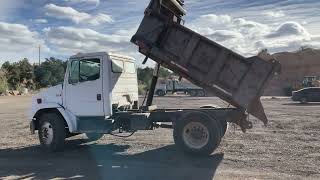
[173,112,223,156]
[38,113,66,152]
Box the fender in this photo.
[30,102,77,132]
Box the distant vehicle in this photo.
[302,76,320,88]
[292,87,320,103]
[155,79,205,97]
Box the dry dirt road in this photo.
[0,95,319,180]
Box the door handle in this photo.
[97,94,102,101]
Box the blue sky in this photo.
[0,0,319,64]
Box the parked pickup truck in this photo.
[156,79,206,96]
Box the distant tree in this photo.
[33,57,67,88]
[137,67,153,87]
[158,67,172,79]
[1,61,11,70]
[0,70,8,94]
[1,59,35,89]
[18,58,34,89]
[1,62,21,89]
[34,66,52,87]
[137,66,172,94]
[18,58,33,81]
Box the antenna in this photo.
[38,45,41,65]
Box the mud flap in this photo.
[30,121,36,135]
[247,98,268,125]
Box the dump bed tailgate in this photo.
[131,0,280,124]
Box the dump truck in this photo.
[29,0,280,156]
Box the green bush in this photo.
[0,76,8,94]
[16,84,24,94]
[138,83,147,95]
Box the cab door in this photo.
[64,57,104,116]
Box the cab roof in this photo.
[69,52,135,62]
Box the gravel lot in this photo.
[0,95,319,180]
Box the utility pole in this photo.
[38,45,41,65]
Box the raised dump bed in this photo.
[131,0,280,124]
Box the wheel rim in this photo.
[41,122,54,145]
[198,91,204,97]
[182,122,209,149]
[158,91,164,96]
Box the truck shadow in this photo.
[0,140,223,180]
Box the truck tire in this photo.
[197,90,205,97]
[156,90,166,96]
[173,112,222,156]
[199,105,227,136]
[38,112,66,152]
[188,90,198,97]
[85,133,104,141]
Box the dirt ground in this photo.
[0,95,319,180]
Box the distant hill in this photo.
[263,48,320,96]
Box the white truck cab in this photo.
[64,52,138,117]
[30,52,139,149]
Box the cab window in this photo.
[69,60,79,84]
[125,62,136,73]
[111,59,124,73]
[79,59,100,82]
[69,58,100,84]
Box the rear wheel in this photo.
[197,90,206,97]
[173,112,223,156]
[38,113,66,152]
[188,90,198,97]
[156,90,166,96]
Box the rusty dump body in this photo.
[131,0,280,125]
